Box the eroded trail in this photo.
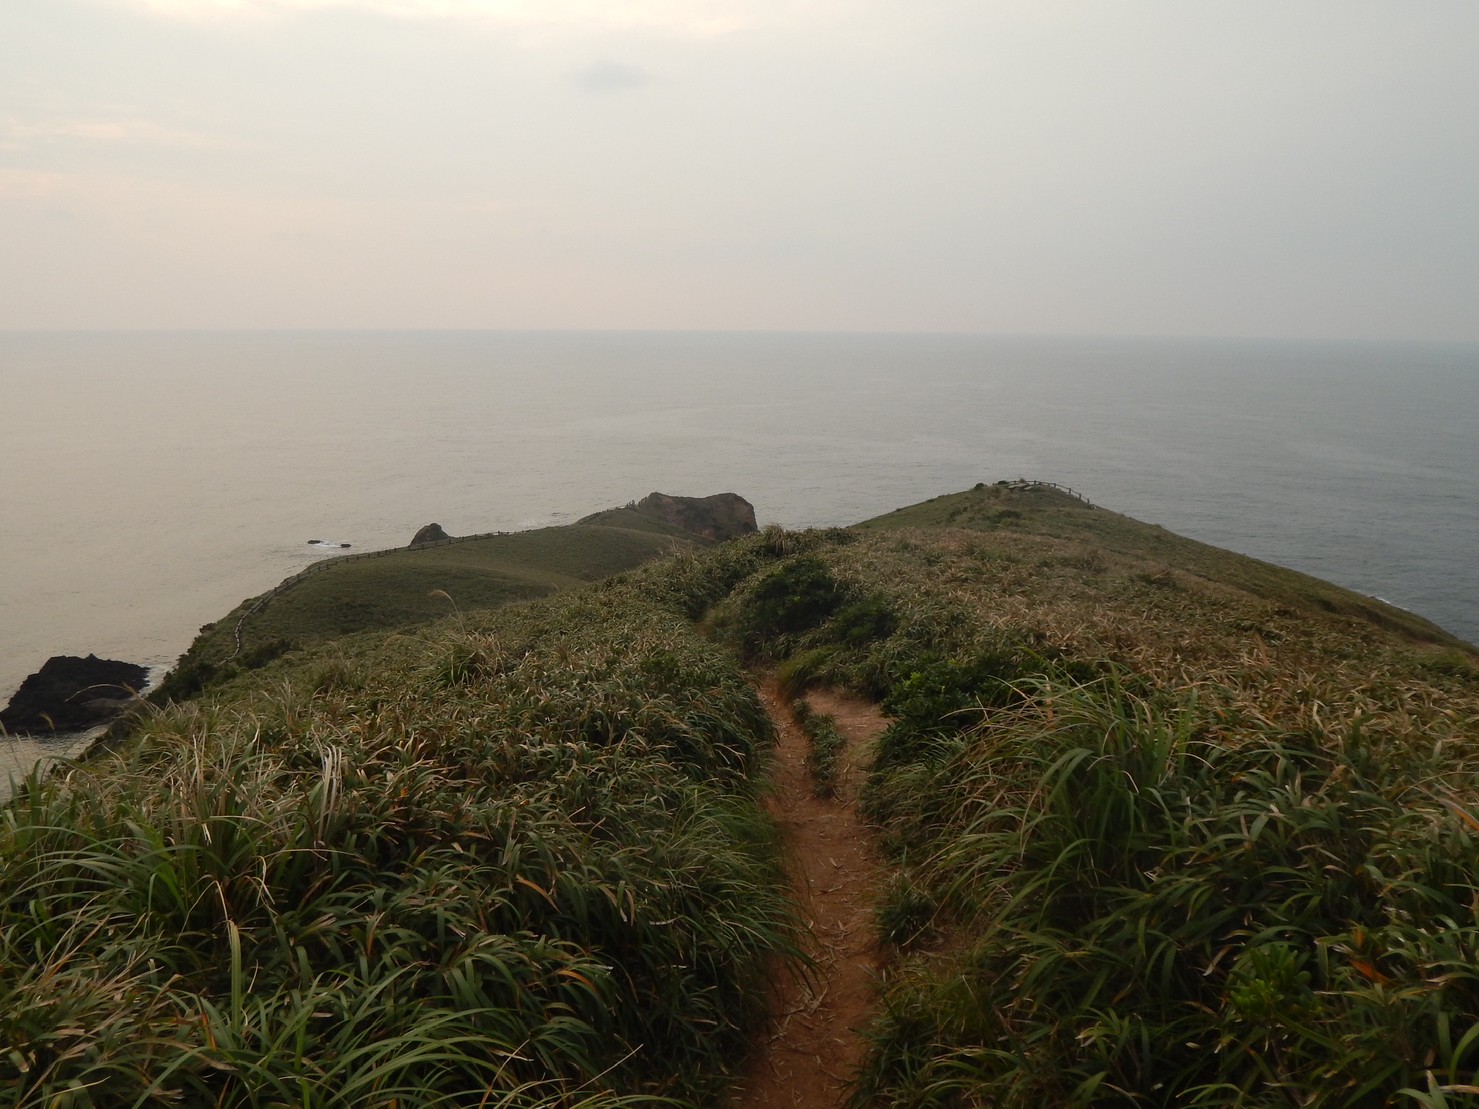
[728,682,891,1109]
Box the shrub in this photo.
[872,649,1028,769]
[830,595,898,647]
[155,637,298,702]
[723,556,845,659]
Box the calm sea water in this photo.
[3,331,1477,776]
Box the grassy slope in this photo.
[714,489,1479,1107]
[3,577,794,1108]
[574,505,698,536]
[8,484,1479,1107]
[161,519,705,699]
[249,522,702,640]
[858,481,1465,648]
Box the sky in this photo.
[3,0,1478,338]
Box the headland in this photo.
[4,481,1478,1108]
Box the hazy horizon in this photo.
[5,1,1478,340]
[9,327,1479,347]
[5,330,1477,715]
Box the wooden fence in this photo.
[999,479,1097,509]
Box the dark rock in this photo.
[409,523,453,547]
[577,493,760,541]
[634,492,759,541]
[1,654,150,736]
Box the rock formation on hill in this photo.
[632,492,758,541]
[409,523,453,547]
[1,654,149,735]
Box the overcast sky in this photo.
[4,0,1478,338]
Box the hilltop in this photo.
[5,482,1479,1109]
[155,491,755,701]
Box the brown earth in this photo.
[728,682,891,1109]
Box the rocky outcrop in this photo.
[633,492,758,541]
[409,523,453,547]
[578,493,760,541]
[1,654,149,736]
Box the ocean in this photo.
[3,331,1477,780]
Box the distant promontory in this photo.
[579,491,757,541]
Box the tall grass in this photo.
[853,675,1479,1107]
[669,522,1479,1106]
[9,501,1477,1108]
[1,591,797,1108]
[790,700,845,799]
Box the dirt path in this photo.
[728,683,891,1109]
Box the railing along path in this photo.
[999,479,1097,508]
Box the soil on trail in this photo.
[728,683,891,1109]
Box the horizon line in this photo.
[4,327,1478,347]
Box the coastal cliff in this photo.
[5,483,1478,1108]
[576,490,758,540]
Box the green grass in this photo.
[857,481,1467,649]
[576,489,1479,1107]
[788,699,845,798]
[850,674,1479,1107]
[687,489,1479,1107]
[159,521,706,700]
[3,585,796,1108]
[244,523,687,638]
[572,505,699,537]
[11,482,1479,1109]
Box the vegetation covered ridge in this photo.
[6,481,1479,1107]
[2,581,799,1107]
[708,483,1479,1107]
[157,491,754,703]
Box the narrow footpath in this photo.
[728,681,891,1109]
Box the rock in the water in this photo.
[1,654,150,736]
[409,523,453,547]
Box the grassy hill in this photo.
[859,480,1465,647]
[158,516,709,700]
[6,483,1479,1108]
[705,486,1479,1106]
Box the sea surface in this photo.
[3,331,1477,784]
